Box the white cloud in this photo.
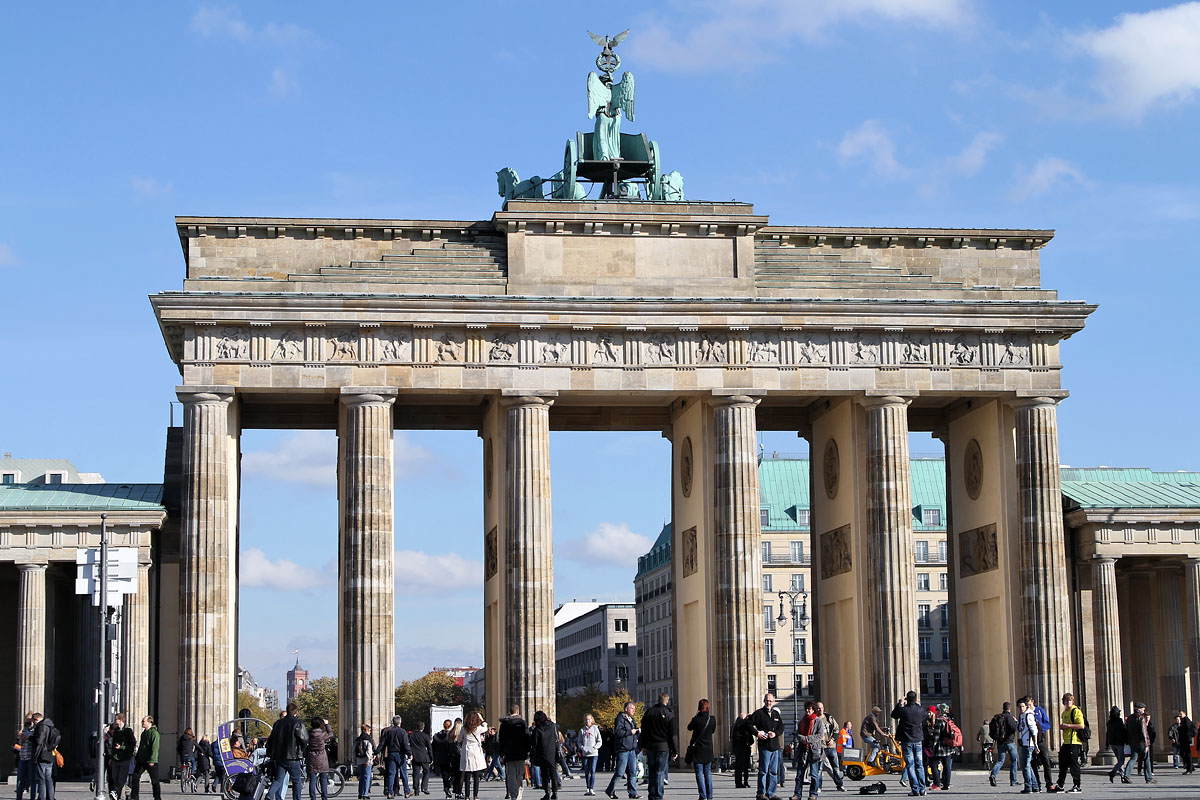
[945,131,1002,177]
[395,550,482,595]
[629,0,972,72]
[0,243,16,267]
[1069,2,1200,117]
[836,120,906,177]
[561,522,654,568]
[190,8,321,48]
[240,547,331,591]
[131,176,172,197]
[242,430,434,486]
[1010,157,1092,201]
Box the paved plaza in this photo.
[43,767,1200,800]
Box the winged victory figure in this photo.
[586,29,634,161]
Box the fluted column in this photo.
[16,563,48,722]
[712,395,766,731]
[1015,396,1072,745]
[177,387,236,739]
[122,560,152,719]
[503,393,556,720]
[338,388,397,749]
[1155,569,1187,719]
[1185,558,1200,717]
[1092,557,1123,720]
[862,395,919,706]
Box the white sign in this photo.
[75,548,140,604]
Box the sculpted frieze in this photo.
[996,335,1030,366]
[592,331,624,365]
[540,334,569,364]
[948,334,980,366]
[643,333,677,365]
[849,332,880,364]
[329,329,359,361]
[378,329,412,362]
[434,330,464,362]
[898,333,930,364]
[747,332,780,364]
[271,329,304,361]
[215,326,249,360]
[488,332,516,362]
[696,332,727,364]
[795,334,829,365]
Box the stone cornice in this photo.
[760,226,1054,250]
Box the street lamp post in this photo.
[776,588,810,736]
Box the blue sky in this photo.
[3,1,1199,694]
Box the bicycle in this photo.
[249,760,346,799]
[981,742,995,772]
[180,762,199,794]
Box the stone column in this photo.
[861,395,919,706]
[16,563,48,721]
[712,395,766,730]
[338,388,397,748]
[1015,397,1072,744]
[122,559,152,719]
[503,393,556,720]
[1185,558,1200,718]
[177,387,237,740]
[1091,557,1123,721]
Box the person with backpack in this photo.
[814,701,844,794]
[111,714,138,800]
[130,716,161,800]
[987,702,1019,788]
[1016,699,1040,794]
[354,724,376,800]
[1048,692,1084,794]
[30,714,58,800]
[791,700,826,800]
[928,704,960,792]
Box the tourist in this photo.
[380,716,413,799]
[130,716,161,800]
[640,694,677,800]
[1015,699,1039,794]
[928,703,956,791]
[354,724,376,800]
[987,702,1019,787]
[29,714,56,800]
[431,720,458,800]
[859,707,884,768]
[306,717,332,800]
[750,694,785,800]
[530,712,561,800]
[1126,703,1157,785]
[791,700,826,800]
[685,700,715,800]
[194,735,213,794]
[1028,695,1053,791]
[498,706,530,800]
[555,728,574,781]
[177,728,197,781]
[579,714,602,797]
[410,723,433,796]
[1047,693,1084,793]
[730,713,753,789]
[815,701,844,793]
[603,702,640,800]
[1170,714,1182,769]
[1178,710,1196,774]
[1105,706,1131,784]
[457,712,487,800]
[111,714,137,800]
[482,726,504,783]
[975,718,992,767]
[890,691,926,797]
[16,713,38,800]
[267,703,310,800]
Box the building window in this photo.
[797,509,810,527]
[763,573,773,593]
[45,472,63,485]
[765,640,776,664]
[614,618,628,632]
[918,604,931,629]
[760,507,771,528]
[615,643,629,656]
[794,638,807,664]
[790,573,805,592]
[939,572,948,592]
[762,541,772,562]
[767,674,777,694]
[1,473,15,485]
[790,541,804,563]
[941,637,950,661]
[917,572,930,591]
[920,673,929,695]
[795,674,804,695]
[764,604,775,632]
[615,664,628,683]
[939,603,950,629]
[915,541,929,562]
[919,636,931,661]
[933,674,944,694]
[922,508,942,527]
[937,541,947,563]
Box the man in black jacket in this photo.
[639,695,676,800]
[30,714,58,800]
[499,706,531,800]
[730,713,754,789]
[749,694,784,800]
[1127,703,1158,784]
[1177,711,1196,774]
[380,716,412,799]
[891,692,926,796]
[604,702,640,800]
[267,703,309,800]
[987,702,1019,788]
[409,723,433,796]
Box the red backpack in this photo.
[943,719,963,749]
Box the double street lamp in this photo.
[776,588,810,735]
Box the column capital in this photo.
[500,390,557,409]
[16,562,48,573]
[1010,391,1068,410]
[1186,557,1200,568]
[710,391,762,408]
[1092,555,1119,566]
[176,385,235,405]
[339,387,398,408]
[858,392,915,410]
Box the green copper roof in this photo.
[0,483,165,512]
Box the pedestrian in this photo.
[640,694,677,800]
[890,691,926,798]
[129,716,161,800]
[790,700,826,800]
[837,721,853,759]
[267,703,310,800]
[1027,695,1053,791]
[603,702,640,800]
[975,718,992,767]
[458,712,487,800]
[16,713,39,800]
[431,719,457,800]
[178,729,197,781]
[380,716,413,799]
[1105,706,1130,784]
[482,727,504,783]
[354,724,376,800]
[685,700,715,800]
[306,717,333,800]
[730,714,753,790]
[409,723,433,796]
[30,714,58,800]
[814,701,844,794]
[579,714,602,797]
[194,735,213,795]
[498,707,530,800]
[750,694,785,800]
[859,707,884,768]
[928,704,957,791]
[554,728,573,782]
[1170,715,1182,769]
[987,702,1019,787]
[1048,692,1084,794]
[529,712,560,800]
[1178,710,1196,774]
[1015,699,1039,794]
[1126,703,1157,785]
[111,714,137,800]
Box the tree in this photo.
[236,690,268,721]
[395,672,474,729]
[556,687,644,731]
[295,676,339,731]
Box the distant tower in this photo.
[287,656,309,701]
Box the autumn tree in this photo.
[556,687,643,731]
[236,690,269,721]
[295,676,339,731]
[395,671,475,729]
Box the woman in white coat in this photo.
[457,712,488,800]
[579,714,602,796]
